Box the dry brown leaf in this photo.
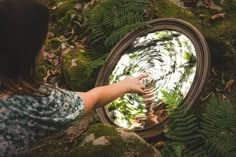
[224,79,235,91]
[50,69,60,75]
[73,41,87,50]
[43,52,60,66]
[211,67,218,76]
[74,3,82,10]
[52,57,59,66]
[203,0,211,6]
[71,58,78,67]
[154,141,165,149]
[83,0,99,11]
[90,0,96,6]
[199,14,206,18]
[211,13,226,20]
[197,0,222,10]
[43,70,51,82]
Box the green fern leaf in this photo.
[104,22,146,47]
[83,0,150,52]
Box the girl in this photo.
[0,0,148,156]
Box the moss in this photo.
[31,124,159,157]
[45,37,64,51]
[201,18,236,68]
[155,0,236,60]
[156,0,201,27]
[86,124,119,138]
[70,139,125,157]
[219,0,236,12]
[62,49,105,91]
[69,124,157,157]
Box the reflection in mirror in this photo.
[105,30,197,129]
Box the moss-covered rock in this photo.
[62,48,105,91]
[31,124,162,157]
[68,124,162,157]
[155,0,236,69]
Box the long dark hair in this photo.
[0,0,49,95]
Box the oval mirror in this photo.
[95,18,210,140]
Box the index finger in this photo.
[135,74,149,80]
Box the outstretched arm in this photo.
[77,74,148,117]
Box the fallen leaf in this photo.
[43,70,51,82]
[224,79,235,91]
[50,69,60,75]
[203,0,211,6]
[211,67,217,76]
[74,3,82,10]
[154,141,165,149]
[211,13,226,20]
[199,14,206,18]
[90,0,97,6]
[73,41,87,50]
[71,58,78,67]
[197,0,223,11]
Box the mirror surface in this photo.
[105,30,197,129]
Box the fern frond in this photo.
[163,94,236,157]
[104,22,146,47]
[199,94,236,157]
[83,0,150,52]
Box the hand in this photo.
[142,85,155,104]
[121,74,148,94]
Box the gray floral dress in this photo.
[0,85,84,157]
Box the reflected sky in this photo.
[106,30,197,129]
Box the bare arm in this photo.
[76,74,148,117]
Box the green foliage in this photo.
[83,0,150,52]
[161,94,236,157]
[45,37,64,51]
[160,89,183,112]
[200,95,236,157]
[62,49,105,91]
[49,0,83,42]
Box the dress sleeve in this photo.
[36,85,85,128]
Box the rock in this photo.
[69,124,163,157]
[31,124,163,157]
[92,136,110,146]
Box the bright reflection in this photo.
[106,30,197,129]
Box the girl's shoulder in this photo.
[0,84,57,104]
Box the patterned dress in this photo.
[0,85,84,157]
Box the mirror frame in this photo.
[95,18,211,140]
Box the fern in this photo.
[161,94,236,157]
[200,95,236,157]
[84,55,106,78]
[160,89,183,112]
[83,0,150,52]
[104,22,146,47]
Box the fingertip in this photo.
[137,73,149,80]
[142,73,149,77]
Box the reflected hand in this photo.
[122,74,148,94]
[142,86,155,104]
